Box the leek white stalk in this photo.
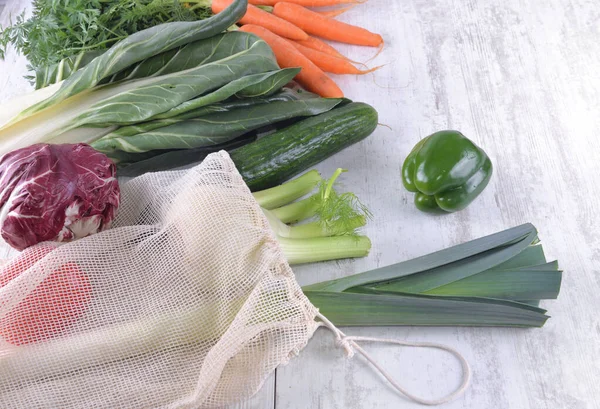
[0,167,372,386]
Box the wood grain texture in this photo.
[1,0,599,408]
[278,0,600,408]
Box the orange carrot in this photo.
[293,36,347,59]
[238,25,344,98]
[290,41,379,75]
[249,0,364,6]
[273,2,383,46]
[316,4,356,18]
[212,0,308,41]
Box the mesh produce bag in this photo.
[0,151,471,408]
[0,152,319,408]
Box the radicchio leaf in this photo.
[0,144,120,250]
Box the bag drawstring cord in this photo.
[316,312,471,406]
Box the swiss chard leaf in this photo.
[0,32,280,156]
[96,87,311,140]
[67,37,278,128]
[35,50,105,89]
[109,136,256,170]
[9,0,248,125]
[91,98,344,153]
[152,68,301,120]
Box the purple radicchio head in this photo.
[0,143,120,251]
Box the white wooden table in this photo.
[1,1,599,408]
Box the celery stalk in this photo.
[270,195,319,224]
[257,168,372,265]
[252,170,321,210]
[286,216,366,239]
[279,236,371,265]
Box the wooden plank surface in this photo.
[277,0,600,408]
[1,0,599,408]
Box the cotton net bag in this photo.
[0,152,469,408]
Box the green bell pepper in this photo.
[402,130,493,213]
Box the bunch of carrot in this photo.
[211,0,383,98]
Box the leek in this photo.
[303,223,562,327]
[0,295,253,387]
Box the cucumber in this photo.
[230,102,378,191]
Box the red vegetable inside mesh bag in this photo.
[0,143,120,250]
[0,244,91,346]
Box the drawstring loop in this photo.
[316,312,471,406]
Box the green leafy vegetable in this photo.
[68,42,276,128]
[106,30,268,85]
[150,69,301,120]
[111,88,325,174]
[101,85,306,141]
[5,0,247,127]
[34,51,105,89]
[108,136,255,167]
[303,223,562,327]
[0,31,282,156]
[2,29,273,132]
[91,98,344,154]
[0,0,216,86]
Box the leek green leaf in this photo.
[355,262,561,301]
[303,224,538,293]
[493,244,547,270]
[421,264,562,299]
[363,230,539,293]
[303,224,561,328]
[518,300,541,307]
[304,291,550,327]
